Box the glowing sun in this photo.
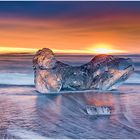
[89,43,125,54]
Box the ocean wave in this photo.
[125,73,140,84]
[0,73,34,85]
[0,71,139,87]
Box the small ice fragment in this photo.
[86,105,111,116]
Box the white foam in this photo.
[8,125,47,139]
[0,72,139,87]
[125,73,140,84]
[0,73,34,85]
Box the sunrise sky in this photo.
[0,1,140,54]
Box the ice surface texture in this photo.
[33,48,134,93]
[86,106,111,116]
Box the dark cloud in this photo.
[0,1,139,20]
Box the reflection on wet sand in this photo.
[37,92,121,116]
[0,86,140,138]
[35,91,122,137]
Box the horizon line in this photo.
[0,46,138,55]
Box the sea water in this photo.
[0,53,140,138]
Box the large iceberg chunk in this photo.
[33,48,134,93]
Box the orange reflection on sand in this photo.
[85,93,116,108]
[84,93,121,123]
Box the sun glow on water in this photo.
[0,47,88,54]
[0,47,37,53]
[89,43,126,54]
[94,48,113,54]
[0,44,126,54]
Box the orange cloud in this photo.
[0,14,140,54]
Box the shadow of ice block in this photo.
[86,105,111,116]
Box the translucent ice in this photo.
[86,106,111,116]
[33,48,134,93]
